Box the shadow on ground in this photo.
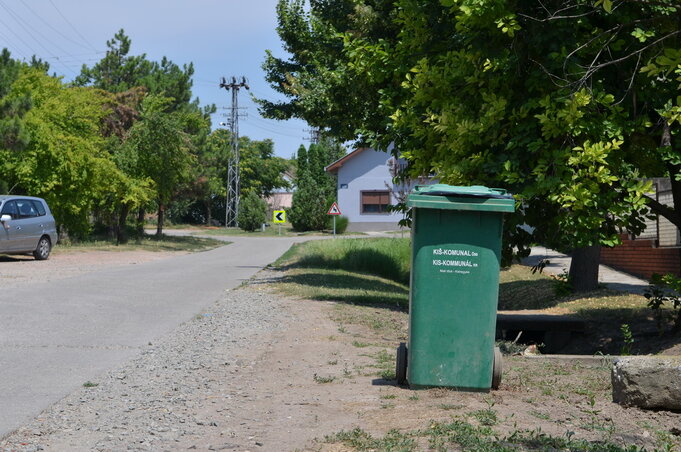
[254,268,409,309]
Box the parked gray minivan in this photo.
[0,196,58,260]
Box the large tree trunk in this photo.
[137,208,145,237]
[569,245,601,292]
[206,202,212,226]
[116,203,130,245]
[156,203,164,237]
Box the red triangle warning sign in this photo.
[327,202,342,215]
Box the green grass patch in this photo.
[55,234,225,254]
[498,265,561,310]
[186,223,365,237]
[326,422,646,452]
[274,238,410,285]
[313,373,336,384]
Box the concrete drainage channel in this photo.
[496,312,585,353]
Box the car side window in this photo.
[0,200,18,218]
[32,200,46,216]
[16,200,38,219]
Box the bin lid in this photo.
[407,184,515,213]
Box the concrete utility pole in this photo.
[219,76,249,228]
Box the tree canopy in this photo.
[263,0,681,288]
[1,29,291,240]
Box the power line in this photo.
[0,0,77,58]
[47,0,97,52]
[0,15,42,61]
[0,0,75,75]
[0,29,29,59]
[18,0,96,51]
[242,121,305,139]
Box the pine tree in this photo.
[290,140,343,231]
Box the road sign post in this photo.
[327,202,342,238]
[273,210,286,236]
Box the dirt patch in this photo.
[0,249,185,289]
[175,273,681,450]
[227,303,680,450]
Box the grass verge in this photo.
[274,238,411,285]
[182,223,365,237]
[55,234,226,254]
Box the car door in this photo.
[0,200,7,253]
[13,199,42,251]
[0,200,22,251]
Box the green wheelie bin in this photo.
[395,184,515,391]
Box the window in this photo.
[361,191,390,214]
[33,200,46,216]
[1,200,17,218]
[16,200,38,218]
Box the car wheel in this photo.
[33,236,51,260]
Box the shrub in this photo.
[237,191,267,232]
[644,273,681,332]
[290,173,330,231]
[328,215,349,234]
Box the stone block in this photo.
[612,356,681,410]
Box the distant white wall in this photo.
[335,148,403,228]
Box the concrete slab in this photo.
[523,247,649,294]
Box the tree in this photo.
[124,95,200,236]
[290,140,341,231]
[240,137,291,198]
[263,0,660,291]
[3,68,122,237]
[75,30,213,237]
[0,49,31,193]
[258,0,400,142]
[237,191,267,232]
[74,29,195,112]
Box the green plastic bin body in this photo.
[406,184,514,390]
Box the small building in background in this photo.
[265,170,294,213]
[600,178,681,279]
[325,147,430,232]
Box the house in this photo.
[265,170,294,212]
[600,178,681,279]
[325,147,426,232]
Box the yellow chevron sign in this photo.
[273,210,286,223]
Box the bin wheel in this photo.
[492,346,503,390]
[396,342,407,385]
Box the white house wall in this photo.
[335,148,404,230]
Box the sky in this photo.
[0,0,311,159]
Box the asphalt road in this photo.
[0,235,299,439]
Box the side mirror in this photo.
[0,214,10,222]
